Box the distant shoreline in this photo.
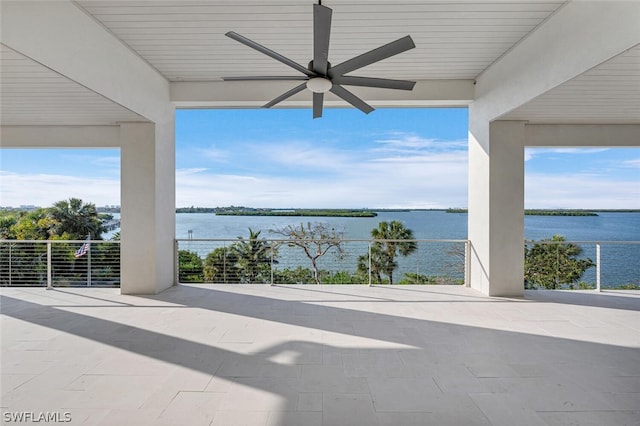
[445,209,604,216]
[171,207,639,217]
[212,208,377,218]
[4,206,638,216]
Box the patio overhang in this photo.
[1,0,639,296]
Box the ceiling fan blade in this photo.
[332,76,416,91]
[222,76,309,81]
[263,83,307,108]
[313,4,332,75]
[313,92,324,118]
[226,31,315,77]
[328,35,415,77]
[330,84,374,114]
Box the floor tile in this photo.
[2,285,639,425]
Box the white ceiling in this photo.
[76,0,564,81]
[503,43,640,124]
[0,45,146,126]
[1,1,638,126]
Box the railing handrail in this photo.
[176,238,470,243]
[524,240,640,245]
[178,238,639,244]
[0,239,120,244]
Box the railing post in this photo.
[555,243,560,289]
[87,241,92,287]
[8,243,12,287]
[46,241,52,289]
[270,246,274,286]
[596,242,601,292]
[368,242,372,286]
[223,243,227,283]
[174,239,180,285]
[464,240,470,287]
[416,242,419,283]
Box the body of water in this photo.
[111,211,640,287]
[175,210,640,241]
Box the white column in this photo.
[120,118,175,294]
[468,114,525,297]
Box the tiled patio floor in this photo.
[1,284,639,425]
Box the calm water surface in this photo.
[173,211,639,287]
[175,211,639,241]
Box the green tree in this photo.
[270,222,344,285]
[203,247,240,283]
[178,250,204,282]
[272,267,314,284]
[231,228,275,283]
[0,213,19,239]
[524,235,595,289]
[369,221,417,284]
[3,209,57,240]
[49,198,103,240]
[399,273,436,284]
[320,270,359,284]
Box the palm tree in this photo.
[357,244,392,284]
[231,228,274,283]
[370,220,417,284]
[49,198,103,240]
[203,247,240,283]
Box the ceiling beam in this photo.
[0,0,170,123]
[474,1,640,122]
[170,80,474,109]
[525,124,640,147]
[0,125,120,148]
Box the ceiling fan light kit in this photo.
[306,77,332,93]
[223,2,416,118]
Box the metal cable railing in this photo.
[2,239,637,289]
[523,240,640,290]
[0,240,120,287]
[175,238,469,286]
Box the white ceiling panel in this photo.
[503,44,640,124]
[76,0,565,81]
[0,45,147,126]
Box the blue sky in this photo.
[1,108,638,209]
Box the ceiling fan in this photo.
[223,2,416,118]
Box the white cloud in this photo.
[163,135,470,208]
[247,141,352,171]
[197,145,230,163]
[548,148,610,155]
[621,158,640,169]
[4,139,636,210]
[177,167,209,175]
[0,171,120,207]
[374,133,467,154]
[525,172,640,209]
[525,147,610,161]
[175,146,469,209]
